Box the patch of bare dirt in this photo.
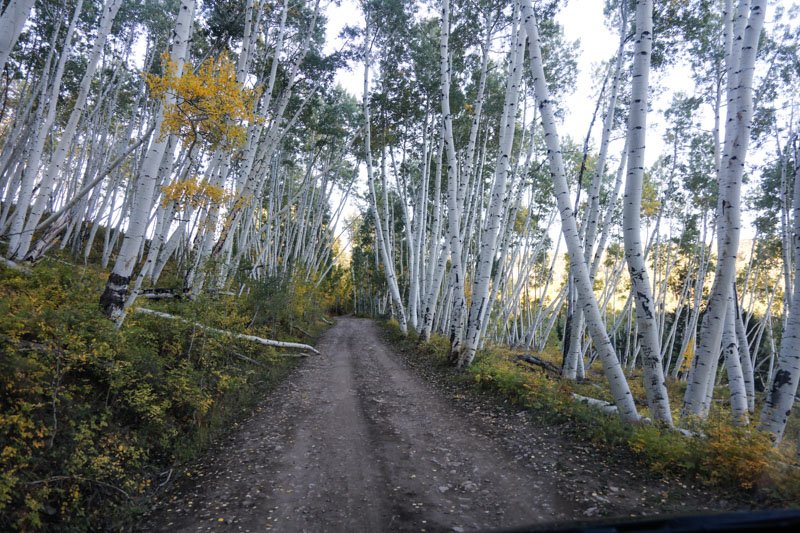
[142,318,749,532]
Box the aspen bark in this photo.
[461,12,524,367]
[520,0,639,423]
[14,0,123,260]
[622,0,672,425]
[0,0,35,72]
[100,0,196,319]
[759,142,800,442]
[440,0,466,358]
[682,0,765,422]
[363,11,407,334]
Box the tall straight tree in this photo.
[440,0,467,356]
[622,0,672,425]
[363,8,408,334]
[682,0,766,422]
[760,144,800,442]
[460,8,525,368]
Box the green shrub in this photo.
[0,260,320,530]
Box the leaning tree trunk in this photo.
[0,0,35,72]
[6,0,82,258]
[622,0,672,425]
[100,0,196,319]
[520,0,639,423]
[14,0,123,260]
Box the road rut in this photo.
[144,317,741,532]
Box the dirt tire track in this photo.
[143,317,745,532]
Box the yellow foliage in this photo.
[679,337,695,376]
[161,177,229,211]
[703,425,778,489]
[145,52,260,151]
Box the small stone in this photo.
[461,481,479,492]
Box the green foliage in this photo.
[241,271,334,335]
[0,260,309,530]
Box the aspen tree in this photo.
[0,0,35,72]
[13,0,124,260]
[440,0,467,357]
[461,9,524,368]
[6,0,84,259]
[100,0,196,319]
[760,143,800,442]
[520,0,639,423]
[682,0,766,422]
[363,10,407,334]
[622,0,672,425]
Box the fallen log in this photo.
[572,393,618,415]
[139,287,190,300]
[134,308,321,354]
[515,354,562,376]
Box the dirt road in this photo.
[144,317,740,532]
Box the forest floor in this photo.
[142,317,751,532]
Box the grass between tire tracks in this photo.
[380,320,800,507]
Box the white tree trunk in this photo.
[622,0,672,425]
[722,293,749,425]
[6,1,83,258]
[0,0,35,72]
[682,0,765,422]
[520,0,639,423]
[440,0,466,358]
[13,0,123,260]
[759,143,800,442]
[100,0,196,319]
[363,11,407,334]
[460,12,524,367]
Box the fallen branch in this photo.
[290,324,313,338]
[320,316,334,325]
[134,308,321,354]
[515,354,562,376]
[139,287,190,300]
[572,393,618,416]
[27,475,131,500]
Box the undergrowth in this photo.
[0,259,332,531]
[382,321,800,506]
